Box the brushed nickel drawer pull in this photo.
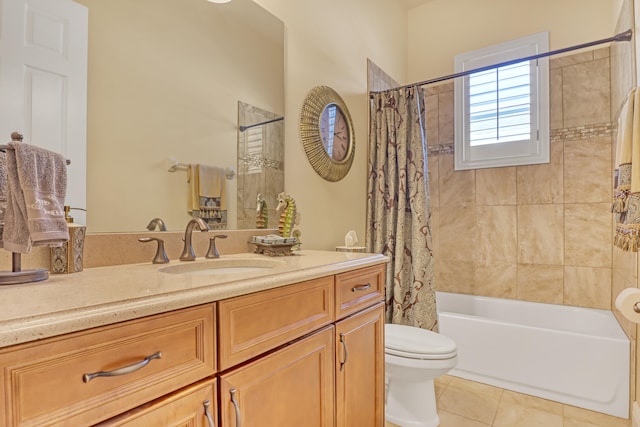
[204,399,215,427]
[82,351,162,383]
[339,333,349,371]
[352,283,371,292]
[230,388,242,427]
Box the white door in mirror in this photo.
[0,0,88,224]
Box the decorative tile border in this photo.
[426,144,454,155]
[550,122,613,143]
[241,156,284,170]
[427,122,614,156]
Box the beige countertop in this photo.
[0,250,387,349]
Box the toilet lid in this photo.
[385,324,456,359]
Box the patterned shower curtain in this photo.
[366,87,437,330]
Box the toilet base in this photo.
[385,377,439,427]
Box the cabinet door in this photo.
[335,302,385,427]
[96,378,217,427]
[220,327,335,427]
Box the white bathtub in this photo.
[436,291,630,418]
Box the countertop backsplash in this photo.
[0,228,276,271]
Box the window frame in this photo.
[453,32,550,170]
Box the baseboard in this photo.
[633,401,640,427]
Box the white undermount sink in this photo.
[159,258,286,276]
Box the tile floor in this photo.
[385,375,632,427]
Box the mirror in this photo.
[320,104,350,162]
[74,0,285,232]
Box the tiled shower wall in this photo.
[428,47,616,310]
[236,102,284,230]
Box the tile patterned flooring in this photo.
[385,375,632,427]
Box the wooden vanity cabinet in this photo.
[0,262,385,427]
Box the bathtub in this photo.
[436,291,630,418]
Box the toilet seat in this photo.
[385,324,457,360]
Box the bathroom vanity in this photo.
[0,250,386,427]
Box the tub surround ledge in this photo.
[0,250,388,349]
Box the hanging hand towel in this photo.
[2,142,69,253]
[614,88,640,251]
[198,164,226,210]
[187,164,227,213]
[187,164,201,213]
[613,88,636,213]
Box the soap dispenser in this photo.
[50,206,86,274]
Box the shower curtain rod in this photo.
[370,29,633,95]
[239,116,284,132]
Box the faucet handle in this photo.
[138,237,170,264]
[206,234,228,259]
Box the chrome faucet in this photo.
[146,217,167,231]
[179,218,210,261]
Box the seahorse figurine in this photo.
[276,192,297,238]
[256,193,268,229]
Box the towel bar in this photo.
[166,159,235,179]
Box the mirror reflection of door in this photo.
[237,101,284,230]
[0,0,88,224]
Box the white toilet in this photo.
[385,324,457,427]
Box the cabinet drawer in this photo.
[335,264,385,319]
[218,276,334,370]
[0,304,216,427]
[97,378,217,427]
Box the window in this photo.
[454,32,549,170]
[244,126,264,174]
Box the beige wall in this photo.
[254,0,408,250]
[407,0,616,83]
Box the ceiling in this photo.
[400,0,435,10]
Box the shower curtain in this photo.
[366,87,437,330]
